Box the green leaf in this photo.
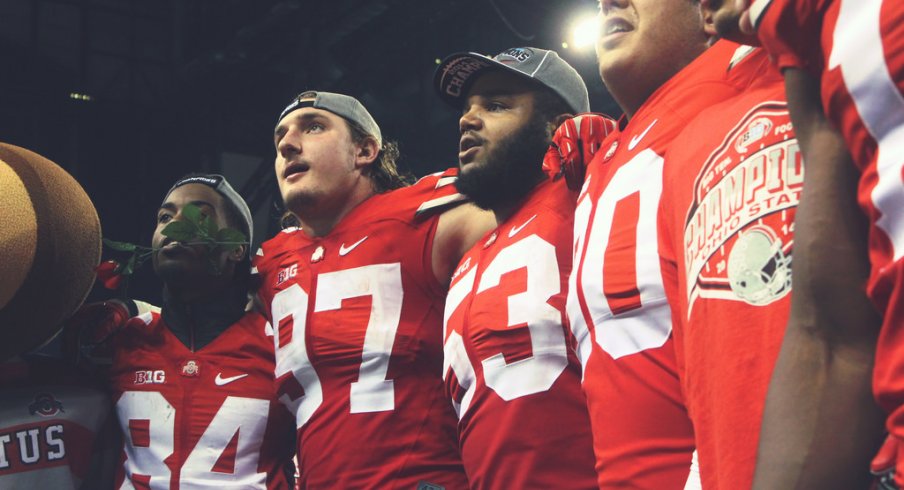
[200,215,218,241]
[161,220,197,242]
[121,253,138,276]
[103,238,137,252]
[181,203,203,225]
[215,228,248,253]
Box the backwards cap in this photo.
[277,91,383,147]
[434,47,590,114]
[163,174,253,250]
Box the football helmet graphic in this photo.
[727,225,792,305]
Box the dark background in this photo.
[0,0,618,304]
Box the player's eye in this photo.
[487,102,507,112]
[157,212,173,224]
[306,122,325,133]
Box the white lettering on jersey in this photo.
[477,236,567,399]
[0,434,10,468]
[134,370,166,385]
[315,264,403,413]
[117,392,270,489]
[0,425,67,470]
[568,149,671,362]
[17,429,40,464]
[272,284,323,428]
[443,235,568,415]
[118,391,174,488]
[830,0,904,261]
[272,263,405,423]
[444,268,479,417]
[45,425,65,461]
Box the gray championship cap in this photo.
[434,47,590,114]
[276,91,383,147]
[163,174,254,251]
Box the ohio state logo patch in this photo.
[181,360,200,377]
[29,393,65,417]
[683,102,801,314]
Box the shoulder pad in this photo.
[412,168,469,219]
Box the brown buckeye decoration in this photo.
[0,143,101,361]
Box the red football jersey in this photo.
[443,178,597,489]
[253,170,468,490]
[0,356,116,489]
[751,0,904,446]
[659,48,800,489]
[567,40,746,489]
[108,311,296,489]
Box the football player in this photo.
[727,0,895,487]
[566,0,755,487]
[654,2,807,487]
[254,91,494,489]
[104,175,297,489]
[433,46,607,489]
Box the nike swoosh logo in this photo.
[215,373,248,386]
[339,236,368,256]
[627,119,658,151]
[508,214,537,238]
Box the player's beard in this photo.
[456,117,550,211]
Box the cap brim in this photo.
[434,51,543,110]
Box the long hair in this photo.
[345,119,415,193]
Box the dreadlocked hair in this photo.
[345,119,415,193]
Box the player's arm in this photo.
[432,203,495,284]
[751,67,885,490]
[63,299,159,367]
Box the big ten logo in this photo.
[277,263,298,286]
[0,424,65,469]
[452,257,472,283]
[134,370,166,385]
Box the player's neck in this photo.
[490,174,544,223]
[164,275,234,304]
[296,183,377,238]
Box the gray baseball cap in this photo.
[434,47,590,114]
[164,174,254,251]
[276,91,383,147]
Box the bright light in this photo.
[69,92,93,101]
[570,14,598,49]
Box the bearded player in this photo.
[101,175,296,489]
[564,0,763,487]
[718,0,900,487]
[434,46,606,489]
[254,91,493,489]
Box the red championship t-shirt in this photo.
[659,47,801,489]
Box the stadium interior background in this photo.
[0,0,616,305]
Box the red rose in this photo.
[95,260,123,290]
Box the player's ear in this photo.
[355,137,380,168]
[702,5,718,37]
[227,244,247,264]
